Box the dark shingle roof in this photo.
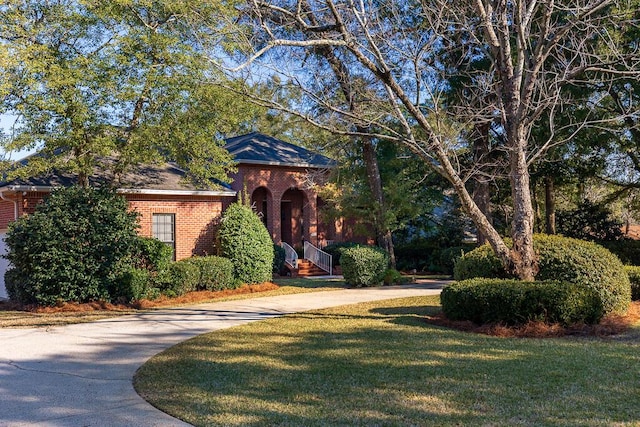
[0,156,235,196]
[225,132,335,168]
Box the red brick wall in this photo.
[0,191,232,261]
[229,164,327,247]
[229,164,371,246]
[126,194,232,260]
[0,199,17,231]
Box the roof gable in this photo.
[225,132,335,168]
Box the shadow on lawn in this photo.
[135,304,640,427]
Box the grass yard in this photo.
[135,295,640,427]
[0,277,347,328]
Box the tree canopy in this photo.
[227,0,640,279]
[0,0,255,186]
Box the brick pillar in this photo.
[272,192,282,243]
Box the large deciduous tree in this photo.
[0,0,253,186]
[229,0,639,280]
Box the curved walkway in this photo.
[0,281,445,427]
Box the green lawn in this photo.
[134,295,640,426]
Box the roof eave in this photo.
[0,185,237,197]
[235,159,335,169]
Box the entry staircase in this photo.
[281,241,333,277]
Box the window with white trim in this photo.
[152,213,176,260]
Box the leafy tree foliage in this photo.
[556,200,624,242]
[4,186,140,305]
[0,0,254,186]
[230,0,640,280]
[218,202,274,284]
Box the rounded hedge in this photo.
[185,256,236,291]
[341,246,389,287]
[112,267,153,303]
[322,242,360,266]
[453,234,631,315]
[4,186,140,306]
[441,278,604,326]
[218,203,274,285]
[158,260,200,297]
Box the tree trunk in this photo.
[544,176,556,235]
[361,138,396,268]
[508,133,537,281]
[472,123,492,245]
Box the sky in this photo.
[0,113,34,161]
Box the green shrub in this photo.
[322,242,360,266]
[4,268,30,304]
[134,236,173,273]
[441,279,604,326]
[4,186,140,306]
[186,256,235,291]
[341,246,389,287]
[625,266,640,301]
[112,267,152,303]
[159,260,200,296]
[273,244,286,274]
[432,245,474,275]
[383,268,405,285]
[453,234,631,315]
[218,203,274,285]
[453,244,507,281]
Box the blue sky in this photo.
[0,113,34,161]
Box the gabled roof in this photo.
[225,132,335,168]
[0,156,235,197]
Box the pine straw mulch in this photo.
[0,282,280,314]
[424,300,640,339]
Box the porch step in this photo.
[296,259,328,277]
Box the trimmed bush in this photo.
[383,268,405,285]
[4,186,140,306]
[186,256,235,291]
[341,246,389,287]
[273,244,286,274]
[625,266,640,301]
[322,242,360,266]
[441,279,604,326]
[112,267,152,303]
[134,236,173,273]
[159,260,200,297]
[453,234,631,315]
[453,244,507,280]
[218,203,274,285]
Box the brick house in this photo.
[0,132,361,298]
[225,132,349,249]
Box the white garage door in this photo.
[0,233,9,299]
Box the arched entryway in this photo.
[251,187,271,229]
[280,188,306,247]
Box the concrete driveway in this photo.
[0,282,444,427]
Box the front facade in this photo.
[0,162,237,288]
[0,132,365,298]
[225,132,349,249]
